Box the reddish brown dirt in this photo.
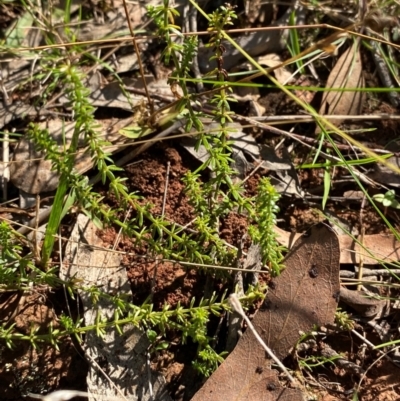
[125,145,195,225]
[97,144,229,400]
[296,332,400,401]
[0,292,87,401]
[360,359,400,401]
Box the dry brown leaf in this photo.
[316,43,364,132]
[257,53,294,84]
[256,223,340,359]
[338,234,400,264]
[191,223,340,401]
[275,226,400,265]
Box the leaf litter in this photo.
[1,1,400,401]
[316,42,365,132]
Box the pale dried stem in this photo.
[228,293,296,383]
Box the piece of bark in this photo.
[61,214,172,401]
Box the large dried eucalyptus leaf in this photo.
[256,223,340,358]
[190,223,340,401]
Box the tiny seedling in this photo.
[373,190,400,210]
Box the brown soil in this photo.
[0,292,87,400]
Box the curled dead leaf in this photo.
[257,53,294,85]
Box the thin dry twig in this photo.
[121,0,153,114]
[1,132,9,198]
[228,293,296,383]
[27,390,134,401]
[250,114,400,123]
